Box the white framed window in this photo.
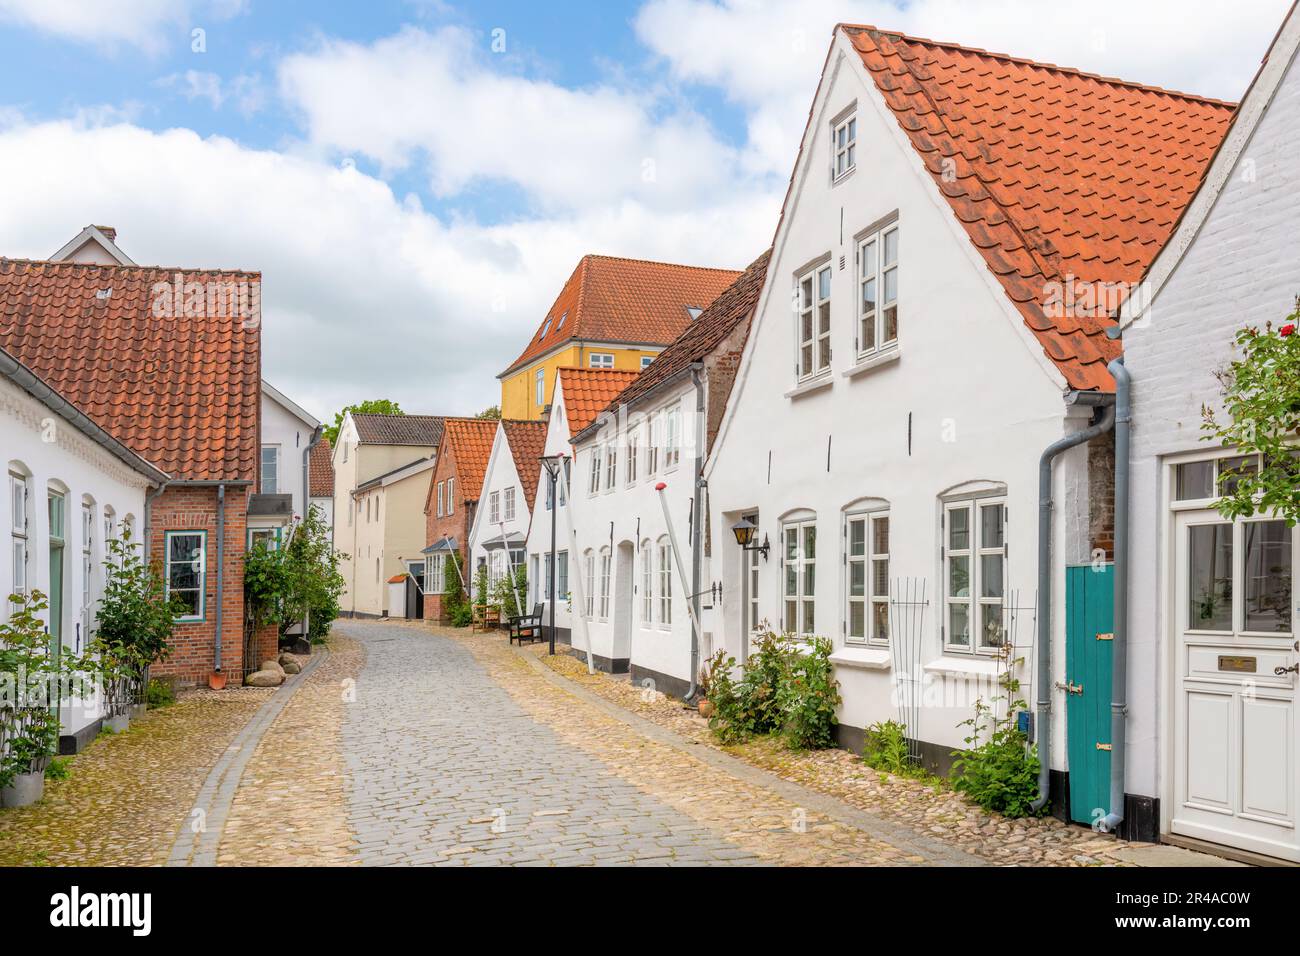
[583,550,595,619]
[858,223,899,356]
[489,490,500,524]
[103,509,116,561]
[664,404,681,470]
[557,550,569,601]
[797,264,832,380]
[446,478,455,515]
[657,538,673,628]
[626,428,639,486]
[833,113,856,179]
[943,497,1006,653]
[588,446,602,496]
[647,414,661,475]
[640,355,654,369]
[9,472,28,599]
[745,513,762,634]
[605,442,618,490]
[598,547,611,620]
[261,445,279,495]
[846,511,889,646]
[426,553,446,594]
[165,530,206,622]
[535,367,546,407]
[640,541,653,623]
[436,481,445,517]
[504,487,516,522]
[249,528,280,550]
[589,352,615,369]
[782,518,817,637]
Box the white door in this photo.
[1172,509,1299,861]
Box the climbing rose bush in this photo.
[1203,298,1300,525]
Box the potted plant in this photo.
[697,650,726,718]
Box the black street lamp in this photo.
[731,517,769,561]
[539,454,566,655]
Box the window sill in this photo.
[784,374,834,401]
[830,646,891,671]
[923,655,1001,679]
[831,167,856,187]
[843,347,900,380]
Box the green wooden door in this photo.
[1065,564,1113,826]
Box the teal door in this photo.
[1065,564,1113,826]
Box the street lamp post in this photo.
[539,454,563,656]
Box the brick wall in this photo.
[1088,428,1115,559]
[148,485,249,686]
[424,441,475,617]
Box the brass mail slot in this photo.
[1096,632,1113,641]
[1218,655,1257,673]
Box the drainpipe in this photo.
[143,481,170,559]
[1100,357,1131,833]
[688,364,706,701]
[302,425,323,523]
[655,482,703,701]
[1030,395,1116,814]
[214,483,226,674]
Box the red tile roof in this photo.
[557,367,640,437]
[500,255,742,377]
[0,258,261,481]
[501,419,548,512]
[440,417,499,503]
[309,436,334,497]
[840,26,1235,391]
[352,413,444,446]
[587,249,770,444]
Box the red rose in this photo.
[1282,324,1296,336]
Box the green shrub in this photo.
[950,704,1041,817]
[45,757,72,781]
[778,636,840,750]
[863,720,912,775]
[145,678,176,710]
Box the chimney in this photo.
[94,225,117,243]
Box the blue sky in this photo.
[0,0,1289,419]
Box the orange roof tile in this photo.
[309,436,334,497]
[840,26,1234,391]
[501,419,547,513]
[557,367,640,436]
[440,417,499,503]
[0,258,261,480]
[500,255,742,377]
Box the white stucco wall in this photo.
[1,374,155,736]
[526,387,577,640]
[1123,37,1300,805]
[705,32,1095,760]
[467,424,532,607]
[260,387,316,516]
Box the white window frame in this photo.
[9,472,28,599]
[588,446,602,496]
[657,538,673,629]
[598,547,611,621]
[647,414,661,476]
[640,355,654,370]
[782,517,817,638]
[261,444,279,495]
[845,509,889,646]
[664,404,681,471]
[426,553,446,594]
[164,530,206,623]
[833,112,856,180]
[583,550,595,619]
[504,487,516,522]
[535,367,546,407]
[605,442,618,491]
[589,352,615,369]
[81,502,94,647]
[489,490,500,524]
[557,549,569,601]
[857,223,899,358]
[640,541,653,623]
[796,263,832,381]
[942,496,1007,655]
[626,427,639,486]
[446,478,455,515]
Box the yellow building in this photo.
[499,254,742,420]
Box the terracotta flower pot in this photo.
[698,699,715,719]
[208,672,227,691]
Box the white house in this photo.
[565,253,768,695]
[465,419,547,610]
[1,344,169,751]
[258,380,324,547]
[1120,3,1300,863]
[704,23,1230,841]
[524,367,638,647]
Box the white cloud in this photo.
[0,0,244,54]
[158,70,265,115]
[0,117,776,419]
[635,0,1291,174]
[277,25,750,213]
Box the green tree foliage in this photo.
[1203,300,1300,524]
[475,405,502,420]
[244,506,347,643]
[324,399,404,444]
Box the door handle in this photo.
[1274,663,1299,676]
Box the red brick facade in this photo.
[148,485,251,686]
[423,439,475,622]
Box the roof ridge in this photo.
[839,24,1238,108]
[0,256,264,278]
[581,253,744,275]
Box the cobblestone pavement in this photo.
[334,620,978,866]
[0,685,272,866]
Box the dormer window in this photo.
[686,307,703,320]
[833,113,856,180]
[539,317,552,339]
[556,311,567,330]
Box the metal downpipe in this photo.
[1030,400,1116,814]
[1100,357,1131,833]
[687,364,706,702]
[215,483,226,673]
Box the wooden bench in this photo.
[508,603,545,645]
[471,604,501,633]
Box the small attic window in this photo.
[556,311,567,330]
[833,110,857,181]
[686,307,703,320]
[539,317,552,339]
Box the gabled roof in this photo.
[49,225,135,266]
[356,454,436,491]
[0,258,261,481]
[352,413,444,446]
[556,367,640,436]
[309,437,334,497]
[582,249,771,443]
[840,25,1235,390]
[500,255,742,377]
[262,379,320,429]
[439,417,499,502]
[501,419,548,512]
